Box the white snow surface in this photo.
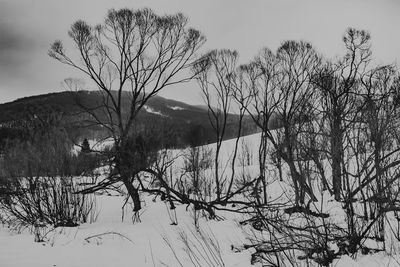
[0,194,252,267]
[144,105,168,117]
[2,132,400,266]
[169,106,185,110]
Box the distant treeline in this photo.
[0,91,259,151]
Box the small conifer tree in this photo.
[81,138,90,153]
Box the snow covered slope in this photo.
[1,132,400,266]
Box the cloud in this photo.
[0,0,399,104]
[0,25,31,70]
[0,3,35,74]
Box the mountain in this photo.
[0,91,259,148]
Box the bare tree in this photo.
[237,42,320,205]
[312,28,371,201]
[340,63,400,253]
[233,48,280,204]
[49,8,205,215]
[241,29,400,265]
[193,49,238,202]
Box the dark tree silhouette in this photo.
[49,8,205,216]
[81,138,90,153]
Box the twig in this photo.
[84,231,134,244]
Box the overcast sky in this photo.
[0,0,399,105]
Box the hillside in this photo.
[0,91,259,148]
[0,91,215,124]
[0,91,257,147]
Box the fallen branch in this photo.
[284,206,329,218]
[84,231,134,244]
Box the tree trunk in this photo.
[331,116,342,201]
[123,178,141,212]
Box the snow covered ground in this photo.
[0,193,252,267]
[1,195,399,267]
[2,132,400,266]
[143,105,168,117]
[168,106,185,110]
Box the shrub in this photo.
[0,176,98,229]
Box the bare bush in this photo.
[0,176,98,230]
[0,114,99,233]
[162,224,225,267]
